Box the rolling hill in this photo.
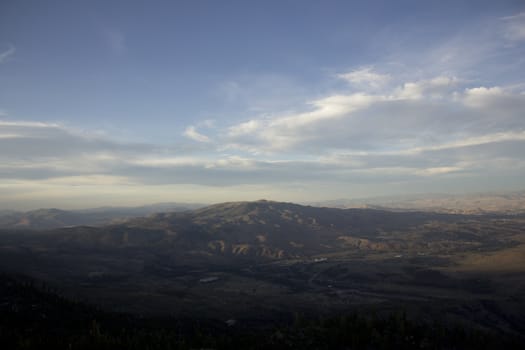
[0,200,524,334]
[0,202,204,230]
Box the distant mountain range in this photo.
[0,202,205,230]
[2,191,525,230]
[121,200,447,258]
[311,190,525,214]
[1,200,514,260]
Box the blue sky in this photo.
[1,0,525,209]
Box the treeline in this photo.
[1,273,523,349]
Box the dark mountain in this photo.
[0,200,505,260]
[117,200,453,257]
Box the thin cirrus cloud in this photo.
[0,45,15,64]
[502,12,525,41]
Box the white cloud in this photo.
[183,125,211,143]
[223,75,473,153]
[0,133,23,139]
[462,86,506,107]
[0,45,15,64]
[394,76,458,100]
[415,166,463,176]
[0,120,61,128]
[228,119,262,137]
[338,67,390,88]
[131,156,206,167]
[42,175,135,186]
[205,156,257,170]
[225,92,383,151]
[271,93,380,130]
[406,131,525,154]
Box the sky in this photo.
[1,0,525,210]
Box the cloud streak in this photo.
[0,45,16,63]
[502,12,525,42]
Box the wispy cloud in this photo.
[338,67,390,88]
[0,45,15,64]
[183,125,211,143]
[502,12,525,41]
[394,76,458,100]
[221,72,525,155]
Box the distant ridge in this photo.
[2,190,525,231]
[0,202,205,230]
[52,200,458,259]
[2,200,455,254]
[310,190,525,214]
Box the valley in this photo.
[1,200,524,338]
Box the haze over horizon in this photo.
[1,1,525,210]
